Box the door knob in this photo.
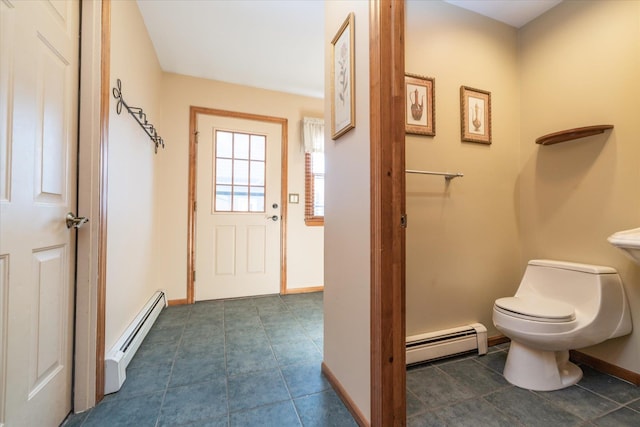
[66,212,89,229]
[266,215,279,222]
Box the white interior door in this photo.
[196,115,282,301]
[0,0,79,425]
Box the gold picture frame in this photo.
[331,13,355,140]
[460,86,491,144]
[405,73,435,136]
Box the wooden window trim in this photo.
[305,217,324,226]
[304,152,324,226]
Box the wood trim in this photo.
[187,107,197,303]
[280,118,289,295]
[187,107,288,303]
[304,152,324,226]
[304,218,324,227]
[304,152,313,219]
[168,298,188,306]
[369,0,406,425]
[536,125,613,145]
[322,362,370,427]
[95,0,111,404]
[570,350,640,386]
[488,335,510,347]
[282,285,324,295]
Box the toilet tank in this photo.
[516,259,623,321]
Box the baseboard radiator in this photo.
[104,290,167,394]
[406,323,488,365]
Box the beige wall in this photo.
[156,73,324,300]
[323,1,371,421]
[406,0,640,374]
[106,0,163,350]
[405,1,522,337]
[518,0,640,373]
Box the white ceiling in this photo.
[137,0,562,99]
[444,0,562,28]
[136,0,325,98]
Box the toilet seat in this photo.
[494,296,575,322]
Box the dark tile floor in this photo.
[407,343,640,427]
[63,292,357,427]
[63,292,640,426]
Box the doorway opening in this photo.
[187,107,289,303]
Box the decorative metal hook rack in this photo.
[112,78,165,153]
[406,169,464,181]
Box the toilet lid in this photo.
[494,296,576,322]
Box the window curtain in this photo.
[302,117,324,153]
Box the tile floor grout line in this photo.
[221,298,230,425]
[156,304,190,427]
[574,380,639,407]
[272,294,315,426]
[477,394,527,427]
[532,383,625,422]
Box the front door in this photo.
[0,0,79,425]
[195,114,282,300]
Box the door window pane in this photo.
[215,185,232,211]
[234,133,250,159]
[249,161,265,186]
[214,130,267,212]
[216,158,232,185]
[233,186,249,212]
[233,160,249,185]
[251,135,266,161]
[216,131,233,158]
[249,187,265,212]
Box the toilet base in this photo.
[503,341,583,391]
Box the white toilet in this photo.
[493,259,632,391]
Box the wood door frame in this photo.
[94,0,110,404]
[187,107,288,304]
[369,0,406,425]
[96,0,111,404]
[72,0,110,410]
[85,0,405,418]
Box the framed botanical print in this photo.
[460,86,491,144]
[331,13,355,140]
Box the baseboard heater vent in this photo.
[406,323,488,365]
[104,290,167,394]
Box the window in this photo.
[302,117,325,226]
[214,130,266,212]
[305,151,324,225]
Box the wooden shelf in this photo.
[536,125,614,146]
